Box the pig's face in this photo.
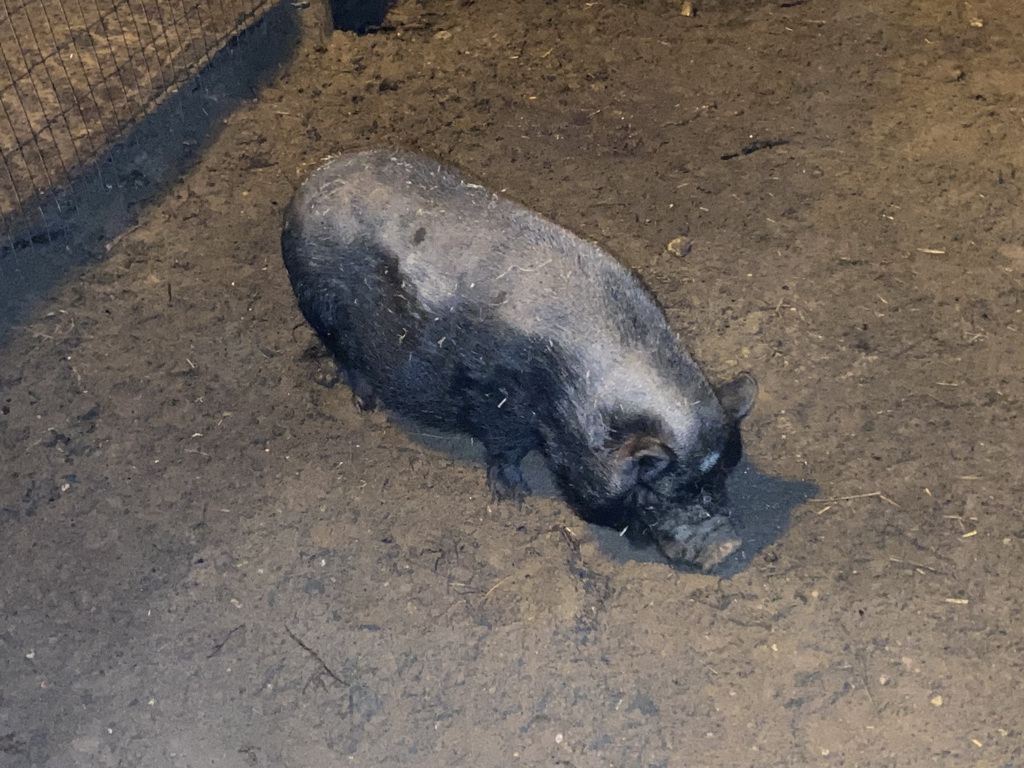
[630,429,744,571]
[605,373,757,571]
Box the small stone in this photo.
[681,1,696,17]
[930,694,943,707]
[665,236,692,258]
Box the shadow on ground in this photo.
[402,419,813,577]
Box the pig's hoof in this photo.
[346,370,377,410]
[487,463,530,503]
[352,392,378,411]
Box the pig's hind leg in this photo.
[458,359,539,502]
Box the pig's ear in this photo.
[716,372,758,421]
[616,435,674,484]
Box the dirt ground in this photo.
[3,0,1024,765]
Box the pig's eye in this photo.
[637,453,671,483]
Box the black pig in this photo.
[282,149,757,571]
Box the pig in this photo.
[281,149,758,571]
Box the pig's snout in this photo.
[656,515,741,572]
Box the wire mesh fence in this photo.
[0,0,279,244]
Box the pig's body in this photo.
[282,149,757,571]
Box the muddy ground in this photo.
[3,0,1024,765]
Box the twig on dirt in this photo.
[809,491,900,508]
[836,620,880,716]
[888,556,942,574]
[207,624,245,658]
[943,514,980,539]
[854,647,880,716]
[485,575,512,598]
[720,138,789,161]
[758,296,807,323]
[555,524,582,560]
[284,625,345,689]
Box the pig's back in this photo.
[284,149,723,447]
[286,149,674,353]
